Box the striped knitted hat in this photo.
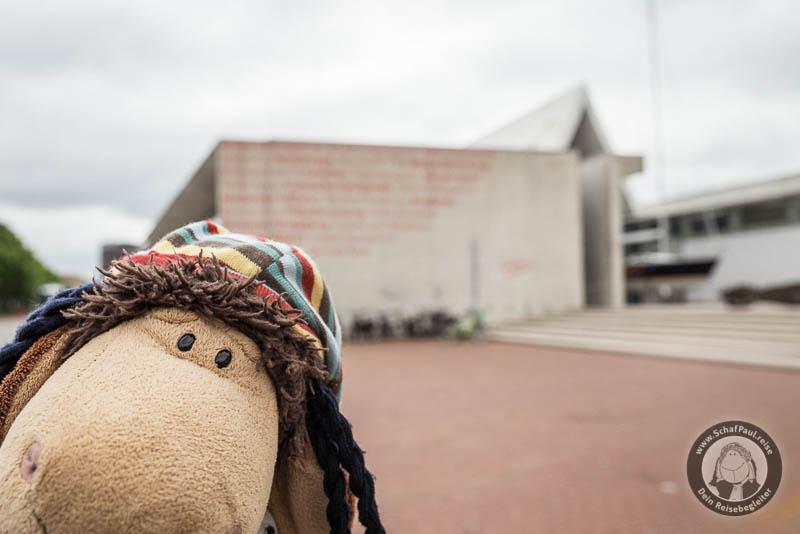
[135,220,343,396]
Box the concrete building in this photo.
[147,88,640,330]
[625,171,800,302]
[471,86,641,307]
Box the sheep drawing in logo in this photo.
[708,442,761,501]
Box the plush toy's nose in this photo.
[19,442,41,484]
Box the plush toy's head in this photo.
[0,221,383,534]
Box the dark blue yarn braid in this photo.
[307,379,386,534]
[0,284,94,382]
[309,420,352,534]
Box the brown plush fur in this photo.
[0,327,68,440]
[61,255,327,455]
[269,454,332,533]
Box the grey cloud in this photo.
[1,0,799,222]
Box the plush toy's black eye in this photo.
[177,334,195,351]
[215,349,232,368]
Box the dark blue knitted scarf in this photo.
[0,284,93,382]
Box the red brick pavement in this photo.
[342,341,800,533]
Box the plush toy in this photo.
[0,221,384,534]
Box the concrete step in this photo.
[555,316,800,329]
[552,310,800,325]
[490,323,800,347]
[488,329,800,369]
[486,306,800,370]
[494,317,800,340]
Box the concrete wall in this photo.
[147,148,218,245]
[580,154,635,307]
[214,141,583,326]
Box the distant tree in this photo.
[0,223,59,311]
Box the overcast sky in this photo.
[2,0,800,277]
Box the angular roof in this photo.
[469,86,611,156]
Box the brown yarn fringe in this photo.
[60,254,327,455]
[0,327,68,440]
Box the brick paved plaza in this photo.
[343,341,800,533]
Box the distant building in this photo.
[625,171,800,302]
[147,88,641,330]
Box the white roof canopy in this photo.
[632,172,800,220]
[470,86,610,156]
